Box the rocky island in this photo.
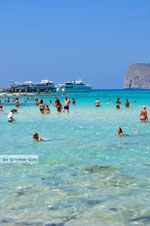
[124,63,150,89]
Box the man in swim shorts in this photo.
[63,97,70,113]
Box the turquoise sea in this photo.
[0,90,150,226]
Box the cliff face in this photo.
[124,63,150,89]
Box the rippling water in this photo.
[0,90,150,226]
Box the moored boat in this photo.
[8,79,56,93]
[57,79,92,93]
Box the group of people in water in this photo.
[34,97,76,114]
[0,95,149,140]
[34,97,149,140]
[94,97,130,109]
[0,97,19,122]
[115,99,148,137]
[94,97,148,137]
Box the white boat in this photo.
[57,80,92,93]
[8,79,56,92]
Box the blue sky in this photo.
[0,0,150,88]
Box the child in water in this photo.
[45,105,50,114]
[15,98,19,107]
[7,110,15,122]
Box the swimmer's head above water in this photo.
[32,133,44,141]
[117,127,123,137]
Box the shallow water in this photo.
[0,90,150,226]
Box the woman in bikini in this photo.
[140,106,148,122]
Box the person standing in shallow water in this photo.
[0,105,3,112]
[116,98,121,109]
[63,97,70,113]
[140,106,148,122]
[45,105,50,114]
[125,99,130,108]
[15,98,19,107]
[95,98,101,107]
[39,99,45,114]
[55,99,62,112]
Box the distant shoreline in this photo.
[1,89,150,97]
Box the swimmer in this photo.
[95,98,101,107]
[0,105,3,112]
[117,127,123,137]
[116,98,121,109]
[125,99,130,108]
[140,106,148,122]
[32,133,44,141]
[55,99,62,112]
[63,97,70,113]
[45,105,50,114]
[72,98,76,105]
[39,99,45,113]
[15,98,19,107]
[7,110,15,122]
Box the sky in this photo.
[0,0,150,89]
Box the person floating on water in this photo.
[63,97,70,113]
[140,106,148,122]
[7,110,15,122]
[125,99,130,108]
[95,98,101,107]
[72,98,76,105]
[32,133,44,141]
[116,98,121,109]
[117,127,123,137]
